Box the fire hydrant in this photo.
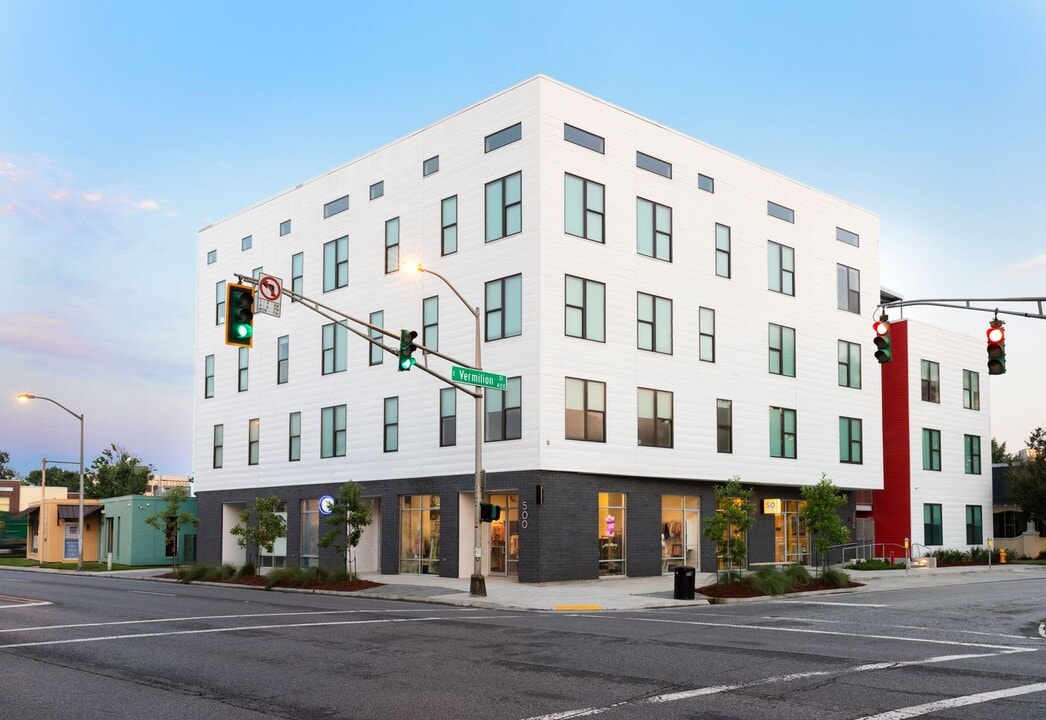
[999,548,1007,564]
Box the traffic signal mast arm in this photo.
[877,296,1046,321]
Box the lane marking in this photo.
[129,591,178,597]
[853,681,1046,719]
[775,601,888,607]
[555,605,602,611]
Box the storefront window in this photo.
[259,503,287,569]
[400,494,440,574]
[774,499,810,564]
[488,492,519,575]
[598,492,626,576]
[661,495,700,573]
[301,499,319,568]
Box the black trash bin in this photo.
[673,565,696,600]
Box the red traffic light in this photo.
[986,325,1005,344]
[873,320,890,336]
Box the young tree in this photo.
[317,481,374,577]
[229,496,287,571]
[86,445,152,498]
[1009,427,1046,526]
[144,486,199,570]
[702,476,756,580]
[800,474,851,575]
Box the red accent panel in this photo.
[874,320,912,548]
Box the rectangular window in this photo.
[369,310,384,366]
[252,266,263,280]
[212,424,223,469]
[966,505,983,544]
[241,235,252,251]
[248,418,260,466]
[699,307,716,362]
[924,503,943,546]
[637,387,672,448]
[564,123,604,153]
[484,122,522,153]
[441,195,458,256]
[922,428,942,471]
[385,217,399,274]
[238,347,249,392]
[277,335,289,385]
[384,397,399,453]
[717,399,732,453]
[323,195,349,218]
[768,241,795,295]
[698,174,715,193]
[485,274,522,341]
[770,407,797,459]
[321,405,347,458]
[323,236,348,291]
[565,377,606,442]
[216,280,226,325]
[204,354,214,399]
[288,412,301,462]
[301,499,319,568]
[423,296,438,351]
[565,275,606,342]
[486,377,521,442]
[715,223,731,278]
[637,292,673,354]
[207,249,217,264]
[836,227,859,246]
[636,197,672,261]
[767,201,794,223]
[921,360,940,403]
[963,370,980,410]
[370,181,384,200]
[423,156,439,176]
[837,264,861,314]
[838,340,862,389]
[279,219,291,236]
[636,151,672,178]
[439,387,456,447]
[965,434,982,474]
[839,417,863,464]
[564,173,605,243]
[291,252,303,300]
[485,171,522,242]
[322,321,348,374]
[768,323,796,377]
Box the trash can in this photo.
[673,565,696,600]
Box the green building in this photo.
[100,494,198,566]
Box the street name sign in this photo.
[451,366,508,391]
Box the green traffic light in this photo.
[399,356,416,370]
[235,324,253,339]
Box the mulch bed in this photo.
[159,572,383,593]
[699,579,863,599]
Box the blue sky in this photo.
[2,1,1044,476]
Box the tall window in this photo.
[963,370,980,410]
[768,323,796,377]
[770,407,797,459]
[385,217,400,274]
[837,264,861,314]
[564,173,604,243]
[423,297,439,351]
[215,280,226,325]
[598,492,627,577]
[638,388,672,448]
[699,307,716,362]
[565,377,605,442]
[715,223,731,278]
[441,195,457,256]
[323,236,348,291]
[485,274,522,341]
[839,417,863,464]
[248,418,260,465]
[565,275,605,342]
[291,252,303,300]
[277,335,289,385]
[212,424,223,469]
[322,322,348,374]
[768,241,795,295]
[637,292,672,354]
[439,387,456,447]
[288,412,301,461]
[384,397,398,453]
[486,377,521,442]
[966,505,983,544]
[485,171,522,242]
[238,347,248,392]
[717,399,732,453]
[636,197,672,261]
[921,360,940,403]
[922,428,942,471]
[965,434,982,474]
[321,405,347,458]
[838,340,861,389]
[369,310,384,366]
[300,499,319,568]
[204,354,214,398]
[924,503,943,545]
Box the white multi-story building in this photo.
[194,75,886,582]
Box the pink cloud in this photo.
[0,314,93,359]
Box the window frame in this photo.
[241,235,252,251]
[486,376,522,442]
[637,291,673,354]
[441,195,458,256]
[924,503,943,546]
[836,227,860,246]
[839,416,863,464]
[323,194,349,218]
[204,354,215,399]
[698,174,715,193]
[248,418,260,466]
[966,505,983,544]
[484,274,523,341]
[484,122,522,153]
[322,321,348,374]
[291,252,303,301]
[636,151,672,178]
[768,241,795,296]
[369,310,384,366]
[922,428,942,471]
[215,280,226,326]
[279,219,291,236]
[485,171,522,242]
[322,236,348,292]
[921,360,940,403]
[716,399,733,453]
[837,263,861,314]
[288,411,301,462]
[838,340,862,389]
[423,296,439,351]
[965,434,982,474]
[636,197,672,261]
[212,424,223,469]
[770,406,797,459]
[565,275,606,342]
[423,156,439,177]
[321,404,347,458]
[439,387,456,447]
[715,223,731,278]
[963,370,980,410]
[237,347,248,392]
[767,201,794,223]
[385,217,400,274]
[369,181,384,200]
[564,173,605,243]
[565,377,606,443]
[699,307,716,363]
[768,323,796,377]
[384,397,399,453]
[637,387,673,448]
[563,123,604,153]
[277,335,289,385]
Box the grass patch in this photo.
[820,568,851,588]
[846,558,905,571]
[742,566,795,596]
[0,559,162,571]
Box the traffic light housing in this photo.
[225,283,255,348]
[480,503,501,522]
[872,316,892,364]
[398,329,418,371]
[986,319,1006,375]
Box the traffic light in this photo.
[872,316,892,364]
[225,283,255,348]
[986,319,1006,375]
[398,329,418,371]
[480,503,501,522]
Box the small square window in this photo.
[698,174,714,193]
[423,156,439,177]
[370,181,384,200]
[207,249,217,264]
[279,219,292,236]
[241,236,252,251]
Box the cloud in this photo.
[0,313,93,359]
[1004,253,1046,276]
[136,198,160,211]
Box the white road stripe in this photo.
[854,681,1046,719]
[130,591,178,597]
[775,601,889,607]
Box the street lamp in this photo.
[406,263,486,597]
[17,393,85,571]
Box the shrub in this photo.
[264,567,298,590]
[933,549,969,564]
[782,563,812,585]
[220,563,237,579]
[820,568,851,588]
[236,562,256,578]
[1038,550,1046,561]
[742,567,793,596]
[180,563,211,583]
[846,558,903,571]
[715,570,743,585]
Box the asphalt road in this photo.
[1,571,1043,719]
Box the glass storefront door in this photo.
[400,494,440,574]
[488,492,518,575]
[774,499,810,565]
[661,495,700,573]
[598,492,626,576]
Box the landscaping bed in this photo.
[699,578,862,599]
[163,564,383,593]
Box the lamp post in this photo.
[408,264,486,597]
[17,394,85,571]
